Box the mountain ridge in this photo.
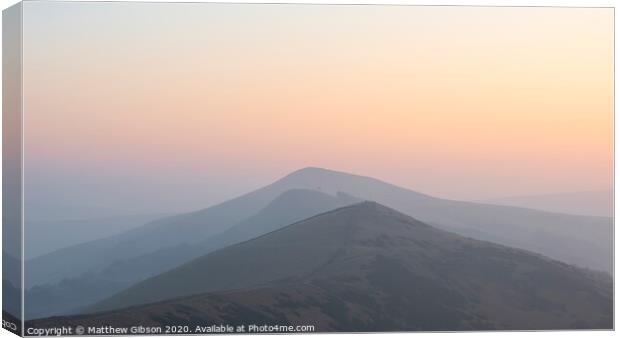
[28,167,612,290]
[34,201,612,331]
[24,167,613,319]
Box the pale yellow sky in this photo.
[22,3,613,212]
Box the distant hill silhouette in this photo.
[26,213,168,259]
[482,190,613,217]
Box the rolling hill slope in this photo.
[25,167,613,320]
[35,202,612,331]
[24,189,358,319]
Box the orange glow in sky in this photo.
[22,3,613,206]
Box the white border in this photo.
[0,1,617,338]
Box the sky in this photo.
[21,2,613,217]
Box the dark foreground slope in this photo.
[32,203,612,331]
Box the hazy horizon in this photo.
[21,3,613,218]
[22,166,616,219]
